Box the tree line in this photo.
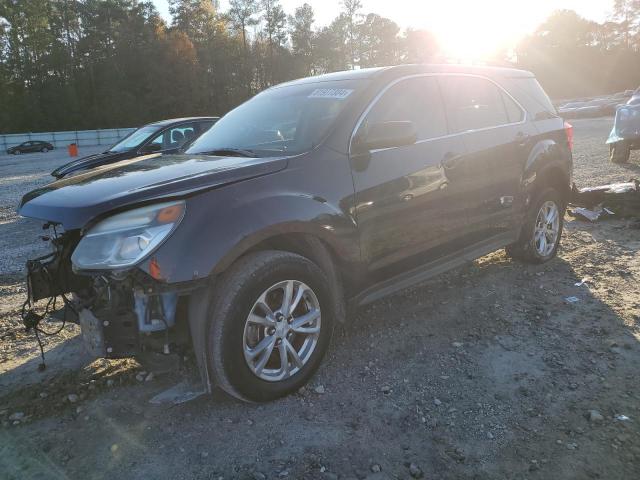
[1,0,639,133]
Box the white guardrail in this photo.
[0,128,136,151]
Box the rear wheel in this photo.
[506,187,565,263]
[610,142,630,164]
[207,250,334,402]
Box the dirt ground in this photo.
[1,119,639,480]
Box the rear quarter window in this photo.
[506,77,557,120]
[501,91,525,123]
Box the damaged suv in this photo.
[20,65,573,402]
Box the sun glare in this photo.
[415,0,541,62]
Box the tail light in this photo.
[564,121,574,152]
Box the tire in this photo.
[14,150,20,155]
[506,187,565,264]
[610,142,630,164]
[207,250,334,402]
[41,147,47,153]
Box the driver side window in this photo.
[361,76,448,141]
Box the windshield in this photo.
[108,125,161,153]
[186,80,363,157]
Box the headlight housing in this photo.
[71,201,185,270]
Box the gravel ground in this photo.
[0,146,104,277]
[1,119,639,480]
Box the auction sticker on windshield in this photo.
[308,88,354,99]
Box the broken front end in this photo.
[23,201,204,363]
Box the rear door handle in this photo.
[441,153,462,170]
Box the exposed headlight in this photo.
[71,201,185,270]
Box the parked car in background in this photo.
[20,65,572,402]
[51,117,218,178]
[608,104,640,163]
[558,101,599,118]
[558,97,624,119]
[7,140,54,154]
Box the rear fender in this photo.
[522,138,572,198]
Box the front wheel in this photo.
[207,251,334,402]
[41,147,47,153]
[13,150,21,155]
[506,187,565,263]
[610,142,630,164]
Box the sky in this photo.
[152,0,613,58]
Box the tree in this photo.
[3,0,640,134]
[612,0,640,48]
[260,0,287,84]
[169,0,217,44]
[314,14,349,73]
[289,3,315,76]
[228,0,258,53]
[358,13,400,67]
[515,9,640,98]
[341,0,362,68]
[227,0,259,95]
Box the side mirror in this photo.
[353,121,417,153]
[140,143,162,154]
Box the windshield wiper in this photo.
[196,148,257,158]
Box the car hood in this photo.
[51,150,128,178]
[20,153,288,229]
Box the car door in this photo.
[350,75,473,281]
[438,75,534,242]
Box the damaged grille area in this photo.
[22,223,194,367]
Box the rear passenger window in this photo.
[362,76,448,141]
[440,76,512,132]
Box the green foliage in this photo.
[1,1,640,132]
[289,3,314,76]
[516,7,640,98]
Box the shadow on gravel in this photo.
[1,249,638,480]
[0,336,89,392]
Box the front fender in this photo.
[140,180,359,284]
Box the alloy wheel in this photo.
[243,280,321,382]
[534,200,560,257]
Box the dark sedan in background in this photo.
[7,140,54,154]
[51,117,218,178]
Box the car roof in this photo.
[273,64,535,89]
[145,117,219,128]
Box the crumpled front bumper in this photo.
[24,229,195,360]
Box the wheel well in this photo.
[234,233,350,321]
[535,166,570,202]
[243,233,336,269]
